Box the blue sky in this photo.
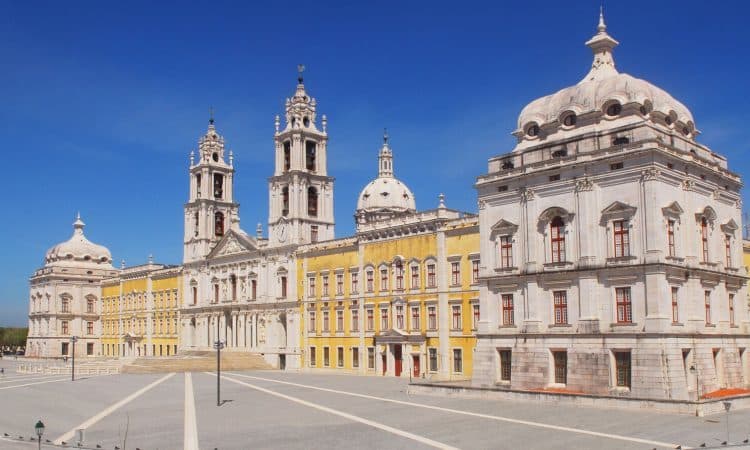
[1,1,748,326]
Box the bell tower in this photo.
[183,114,240,263]
[268,67,335,246]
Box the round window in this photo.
[606,103,622,117]
[212,152,219,162]
[562,113,576,127]
[526,124,539,137]
[682,127,690,136]
[664,116,673,126]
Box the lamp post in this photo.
[34,420,44,450]
[724,401,732,444]
[70,336,78,382]
[213,340,225,406]
[689,364,699,401]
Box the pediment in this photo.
[207,230,257,259]
[721,219,739,234]
[491,218,519,235]
[601,201,637,217]
[661,201,684,217]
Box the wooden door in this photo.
[413,355,420,377]
[394,345,402,377]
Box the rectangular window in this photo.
[366,309,374,331]
[429,348,438,372]
[701,218,709,262]
[725,234,732,267]
[613,220,630,257]
[615,351,631,388]
[351,309,359,332]
[502,294,514,326]
[395,263,404,290]
[550,218,566,263]
[451,262,461,286]
[367,347,375,369]
[411,306,420,330]
[337,347,344,367]
[336,310,344,332]
[427,264,436,288]
[616,287,632,324]
[352,347,359,368]
[671,287,679,324]
[280,276,287,298]
[667,220,676,257]
[380,269,388,291]
[323,311,330,332]
[308,277,316,297]
[729,294,735,327]
[705,291,711,325]
[311,225,318,243]
[309,346,316,367]
[411,265,419,289]
[500,236,513,268]
[553,351,567,384]
[366,270,374,292]
[87,299,95,314]
[351,272,359,294]
[453,348,463,373]
[499,350,512,382]
[336,274,344,295]
[322,276,329,296]
[323,347,330,367]
[251,279,257,300]
[380,308,389,331]
[472,260,480,283]
[87,321,94,335]
[451,305,462,330]
[61,320,69,335]
[553,291,568,325]
[86,343,94,356]
[472,303,480,329]
[428,306,437,330]
[395,305,404,329]
[61,342,69,356]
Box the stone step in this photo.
[121,352,273,374]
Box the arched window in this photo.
[214,212,224,237]
[550,216,565,263]
[701,217,709,262]
[86,297,95,314]
[230,275,237,301]
[307,187,318,217]
[213,174,224,199]
[192,286,198,305]
[61,297,70,313]
[283,141,291,172]
[195,174,202,198]
[282,186,289,216]
[394,260,404,290]
[194,212,199,237]
[306,141,317,171]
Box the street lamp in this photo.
[689,364,699,401]
[213,340,225,406]
[724,401,732,444]
[34,420,44,450]
[70,336,78,382]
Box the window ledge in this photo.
[699,261,718,268]
[495,266,518,273]
[548,324,572,328]
[499,325,517,329]
[610,322,638,328]
[543,262,574,271]
[671,322,684,327]
[665,256,684,262]
[705,324,716,328]
[606,256,637,266]
[495,380,511,387]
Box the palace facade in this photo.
[23,11,750,398]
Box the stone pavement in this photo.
[2,358,750,449]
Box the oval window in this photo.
[606,103,621,117]
[665,116,673,126]
[526,124,539,137]
[562,113,576,127]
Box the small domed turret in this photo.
[44,213,113,267]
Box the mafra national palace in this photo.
[24,14,750,401]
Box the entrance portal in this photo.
[413,354,420,377]
[394,345,402,377]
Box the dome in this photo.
[516,12,696,139]
[355,132,416,222]
[44,214,113,267]
[356,177,416,213]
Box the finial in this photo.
[120,259,126,269]
[256,222,263,239]
[76,211,81,220]
[322,115,327,132]
[209,106,215,125]
[297,64,305,84]
[189,150,195,166]
[383,128,389,145]
[274,115,280,133]
[598,5,606,32]
[438,193,446,208]
[229,150,234,166]
[73,212,85,231]
[148,254,153,264]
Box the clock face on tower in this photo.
[276,223,288,243]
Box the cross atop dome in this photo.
[580,7,619,84]
[378,128,393,178]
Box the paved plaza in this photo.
[1,359,749,449]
